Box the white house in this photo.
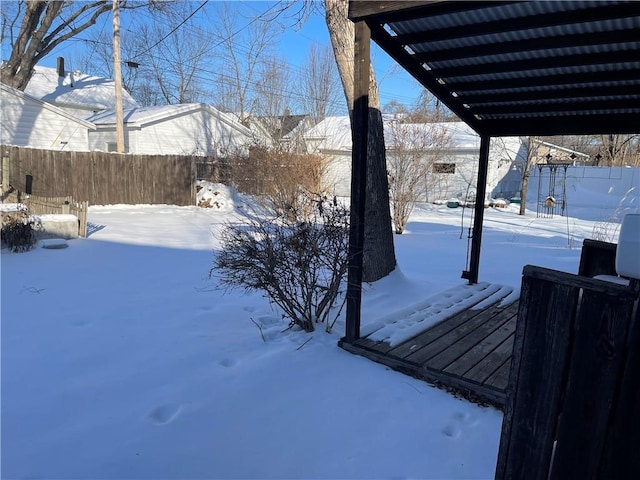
[86,103,255,156]
[24,61,139,119]
[303,116,525,201]
[0,83,95,151]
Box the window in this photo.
[106,142,117,152]
[433,163,455,174]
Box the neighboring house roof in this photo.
[303,116,482,152]
[0,83,96,130]
[227,113,277,148]
[24,65,138,114]
[533,139,590,160]
[303,116,353,151]
[86,103,253,135]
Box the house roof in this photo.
[1,82,96,130]
[348,1,640,137]
[24,65,138,113]
[304,116,482,152]
[87,103,253,136]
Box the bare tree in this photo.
[387,119,451,233]
[137,19,214,105]
[598,134,640,166]
[301,43,341,125]
[325,0,396,282]
[211,2,279,124]
[0,0,157,91]
[71,29,144,95]
[517,136,540,215]
[253,54,296,147]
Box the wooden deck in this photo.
[339,299,519,407]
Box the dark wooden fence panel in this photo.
[496,265,639,480]
[2,145,196,206]
[599,305,640,477]
[549,288,634,479]
[578,238,617,277]
[495,270,579,480]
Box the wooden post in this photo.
[463,135,490,284]
[344,21,370,343]
[112,0,125,153]
[2,154,9,195]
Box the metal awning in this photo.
[348,1,640,137]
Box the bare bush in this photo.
[212,194,350,333]
[1,209,41,252]
[233,148,327,218]
[387,119,451,234]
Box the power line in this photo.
[131,0,208,60]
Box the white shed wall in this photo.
[1,90,89,151]
[88,109,251,156]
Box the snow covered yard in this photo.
[1,179,636,479]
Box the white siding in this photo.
[318,140,525,202]
[87,128,139,153]
[324,153,352,197]
[1,88,90,151]
[88,108,252,156]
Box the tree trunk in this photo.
[519,173,529,216]
[325,0,396,282]
[519,136,537,216]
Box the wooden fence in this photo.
[1,145,196,206]
[27,195,88,238]
[495,264,639,479]
[1,191,88,238]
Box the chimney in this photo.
[56,57,65,78]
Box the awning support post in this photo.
[344,21,370,343]
[462,134,490,285]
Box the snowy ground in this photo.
[2,174,638,479]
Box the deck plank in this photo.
[425,314,513,371]
[484,358,512,391]
[340,298,520,407]
[386,300,502,359]
[442,312,518,378]
[465,333,516,384]
[405,301,517,365]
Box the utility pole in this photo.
[112,0,125,153]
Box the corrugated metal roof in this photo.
[349,1,640,136]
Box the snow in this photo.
[0,203,26,213]
[2,171,639,479]
[303,117,481,152]
[25,65,139,113]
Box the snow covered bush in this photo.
[1,210,41,252]
[212,194,350,333]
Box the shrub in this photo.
[212,193,350,333]
[1,210,41,252]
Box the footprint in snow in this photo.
[219,358,237,367]
[71,318,91,327]
[441,423,461,438]
[148,404,182,425]
[441,411,478,439]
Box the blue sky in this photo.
[13,1,424,110]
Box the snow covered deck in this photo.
[339,294,518,408]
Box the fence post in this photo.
[2,154,9,195]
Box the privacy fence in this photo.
[1,145,196,206]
